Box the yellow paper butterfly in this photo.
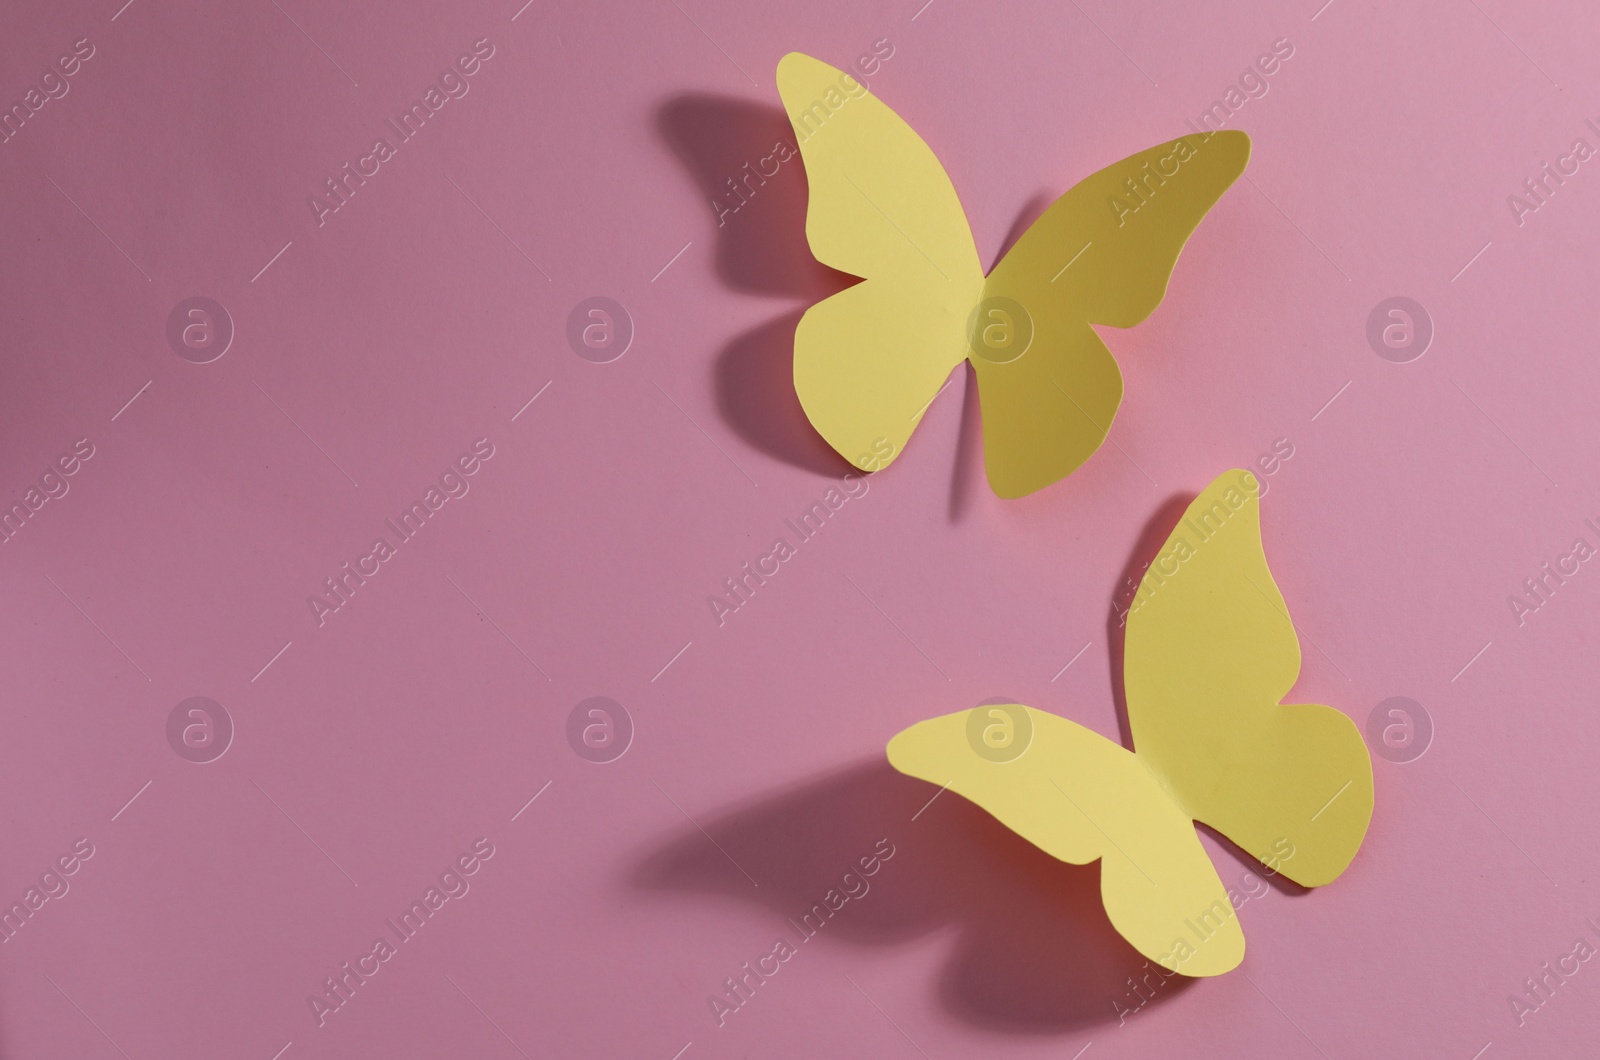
[886,469,1373,975]
[776,53,1250,497]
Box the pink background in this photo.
[2,0,1597,1056]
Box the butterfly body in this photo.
[777,53,1250,496]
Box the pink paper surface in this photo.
[2,1,1596,1056]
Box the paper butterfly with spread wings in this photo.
[887,470,1373,975]
[776,53,1250,497]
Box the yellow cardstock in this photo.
[886,470,1373,975]
[776,52,1250,497]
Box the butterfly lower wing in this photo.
[971,132,1249,496]
[794,280,971,466]
[1124,470,1374,887]
[887,705,1244,975]
[777,53,984,470]
[967,321,1122,498]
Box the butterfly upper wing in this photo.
[776,53,981,284]
[777,53,984,470]
[887,705,1244,975]
[994,131,1251,328]
[1124,470,1373,887]
[974,132,1250,497]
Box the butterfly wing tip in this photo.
[1150,944,1243,978]
[1193,955,1245,977]
[985,463,1088,499]
[1285,858,1358,888]
[988,481,1032,500]
[1225,129,1252,168]
[983,457,1072,499]
[1176,931,1246,977]
[884,725,918,773]
[775,51,822,84]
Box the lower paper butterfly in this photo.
[886,469,1374,975]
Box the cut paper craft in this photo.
[886,469,1373,976]
[776,53,1250,497]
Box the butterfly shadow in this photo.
[1104,491,1313,898]
[713,308,855,477]
[946,363,982,522]
[632,758,1197,1034]
[658,93,859,477]
[657,94,851,300]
